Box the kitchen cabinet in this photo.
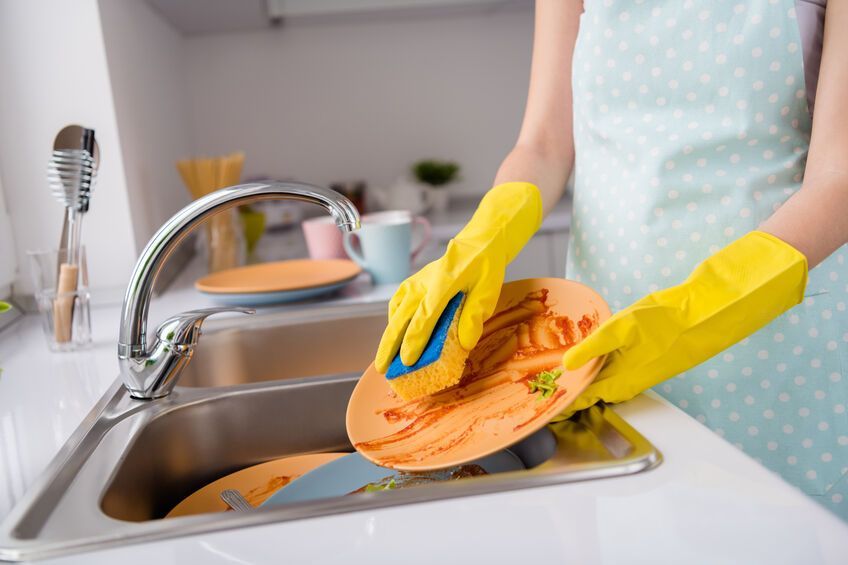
[267,0,520,18]
[505,231,569,281]
[259,221,569,281]
[398,197,571,280]
[550,230,569,278]
[145,0,529,35]
[420,229,570,281]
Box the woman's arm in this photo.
[760,2,848,267]
[373,2,583,371]
[493,0,583,214]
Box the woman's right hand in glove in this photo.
[374,182,543,373]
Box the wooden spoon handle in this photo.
[53,263,78,343]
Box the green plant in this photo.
[412,160,460,188]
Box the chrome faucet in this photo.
[117,181,360,400]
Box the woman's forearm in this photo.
[491,0,582,216]
[760,172,848,267]
[759,0,848,267]
[493,142,573,215]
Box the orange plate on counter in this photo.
[195,259,361,295]
[346,278,611,471]
[166,452,346,518]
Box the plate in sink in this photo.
[166,452,346,517]
[346,278,611,471]
[195,259,361,306]
[261,450,523,508]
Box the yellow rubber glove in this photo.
[556,231,808,419]
[374,182,542,373]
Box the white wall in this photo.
[0,0,137,297]
[183,7,533,196]
[0,3,534,298]
[0,175,15,296]
[98,0,194,250]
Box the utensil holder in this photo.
[28,247,92,351]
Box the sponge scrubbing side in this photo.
[385,293,469,401]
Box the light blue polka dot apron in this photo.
[567,0,847,520]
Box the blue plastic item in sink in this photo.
[261,449,524,507]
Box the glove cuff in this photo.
[725,230,809,306]
[457,182,543,263]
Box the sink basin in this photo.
[178,303,387,387]
[101,377,356,521]
[0,306,661,561]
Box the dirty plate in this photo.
[195,259,361,305]
[166,452,346,517]
[262,450,523,508]
[346,278,611,471]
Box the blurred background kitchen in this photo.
[0,0,572,323]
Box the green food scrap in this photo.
[527,368,563,399]
[0,301,10,314]
[364,479,397,493]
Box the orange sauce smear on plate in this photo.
[355,289,599,467]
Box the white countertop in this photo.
[2,294,847,563]
[2,197,847,562]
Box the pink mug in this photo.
[302,216,347,260]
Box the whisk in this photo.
[47,147,97,265]
[46,129,98,342]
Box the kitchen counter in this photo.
[46,396,848,565]
[1,292,847,563]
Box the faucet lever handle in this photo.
[155,307,255,347]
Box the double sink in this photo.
[0,303,661,561]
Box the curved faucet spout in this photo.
[117,181,360,399]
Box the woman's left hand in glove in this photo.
[555,231,808,419]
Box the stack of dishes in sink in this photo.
[195,259,361,306]
[167,453,345,517]
[167,450,523,517]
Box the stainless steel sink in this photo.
[178,303,387,387]
[0,306,661,561]
[101,376,356,521]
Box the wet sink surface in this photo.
[102,377,357,521]
[102,376,566,522]
[178,305,386,387]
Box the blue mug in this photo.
[343,211,431,284]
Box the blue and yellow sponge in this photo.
[385,292,469,401]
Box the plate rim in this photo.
[195,258,362,295]
[165,452,348,518]
[197,272,360,298]
[345,277,612,472]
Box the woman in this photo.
[375,0,847,519]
